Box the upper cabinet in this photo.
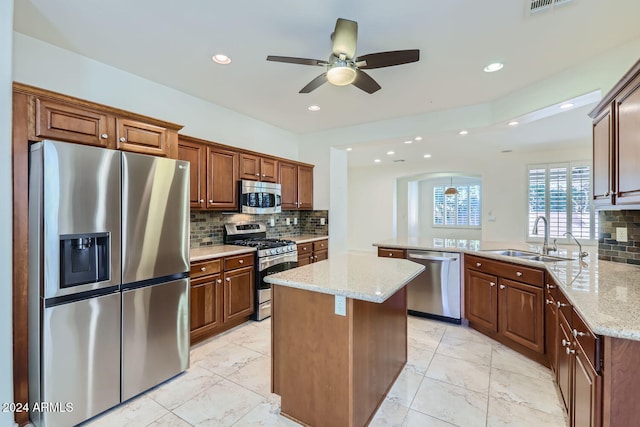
[279,162,314,210]
[19,83,182,158]
[590,59,640,207]
[178,136,238,210]
[239,153,278,183]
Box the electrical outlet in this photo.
[320,218,326,226]
[286,218,291,226]
[335,295,346,316]
[617,227,628,242]
[270,218,275,227]
[293,217,298,225]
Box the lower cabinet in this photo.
[464,255,545,361]
[297,239,329,266]
[190,253,255,344]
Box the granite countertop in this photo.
[190,245,256,262]
[264,253,425,303]
[374,237,640,341]
[287,235,328,244]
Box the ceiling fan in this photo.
[266,18,420,94]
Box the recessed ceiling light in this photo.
[423,154,432,158]
[387,151,395,155]
[404,140,413,144]
[374,159,381,163]
[483,62,504,73]
[560,103,574,109]
[459,130,469,135]
[212,54,231,65]
[346,147,352,152]
[414,136,423,141]
[308,105,320,111]
[508,120,519,126]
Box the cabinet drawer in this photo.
[377,248,406,259]
[465,255,543,287]
[224,253,254,271]
[191,258,222,279]
[556,288,573,322]
[313,239,328,251]
[297,243,312,255]
[572,309,601,372]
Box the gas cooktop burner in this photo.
[234,238,296,250]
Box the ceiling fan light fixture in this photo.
[327,60,357,86]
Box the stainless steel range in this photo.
[224,222,297,320]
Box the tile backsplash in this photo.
[190,210,329,248]
[598,210,640,265]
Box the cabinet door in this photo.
[545,291,558,374]
[208,148,238,209]
[297,254,312,266]
[557,311,573,412]
[223,266,254,323]
[592,107,614,205]
[178,139,206,209]
[498,278,544,354]
[298,165,314,210]
[35,98,114,148]
[465,270,498,332]
[190,274,222,335]
[314,250,328,263]
[572,347,601,427]
[260,158,278,183]
[239,153,261,180]
[279,162,299,209]
[615,76,640,204]
[117,118,169,157]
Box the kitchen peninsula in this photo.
[265,253,424,427]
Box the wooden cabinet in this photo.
[545,275,559,374]
[377,247,406,259]
[240,153,278,183]
[464,255,545,363]
[178,136,238,210]
[590,59,640,206]
[554,288,602,427]
[298,239,329,265]
[32,92,179,157]
[279,162,314,210]
[190,253,255,344]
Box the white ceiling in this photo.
[13,0,640,164]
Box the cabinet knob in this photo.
[516,271,523,277]
[489,282,496,287]
[566,347,576,355]
[561,339,571,347]
[572,329,586,338]
[499,284,506,289]
[209,199,214,203]
[303,247,307,250]
[255,173,260,177]
[239,259,244,264]
[557,301,568,308]
[314,256,318,260]
[200,267,206,272]
[545,299,553,305]
[226,277,231,282]
[388,253,393,257]
[101,133,108,139]
[546,284,556,290]
[119,137,126,142]
[476,262,482,267]
[216,279,222,284]
[262,174,266,177]
[199,199,204,203]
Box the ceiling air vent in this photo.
[528,0,573,15]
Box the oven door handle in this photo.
[259,253,298,271]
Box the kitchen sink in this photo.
[481,249,573,262]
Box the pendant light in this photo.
[444,176,458,195]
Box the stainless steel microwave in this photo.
[239,180,282,214]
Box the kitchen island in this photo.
[265,253,424,427]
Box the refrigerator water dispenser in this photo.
[59,232,110,287]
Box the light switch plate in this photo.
[320,218,326,225]
[617,227,628,242]
[270,218,275,227]
[293,217,298,225]
[286,218,291,226]
[335,295,346,316]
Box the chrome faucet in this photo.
[532,216,556,254]
[563,231,589,259]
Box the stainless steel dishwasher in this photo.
[405,250,461,323]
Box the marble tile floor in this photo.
[84,316,568,426]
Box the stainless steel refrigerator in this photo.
[28,140,190,427]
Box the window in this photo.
[527,162,596,241]
[434,184,481,227]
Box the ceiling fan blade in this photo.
[267,56,328,66]
[299,73,328,93]
[357,49,420,69]
[352,70,381,94]
[331,18,358,60]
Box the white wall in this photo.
[12,33,299,160]
[328,148,348,255]
[1,1,15,426]
[348,144,592,252]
